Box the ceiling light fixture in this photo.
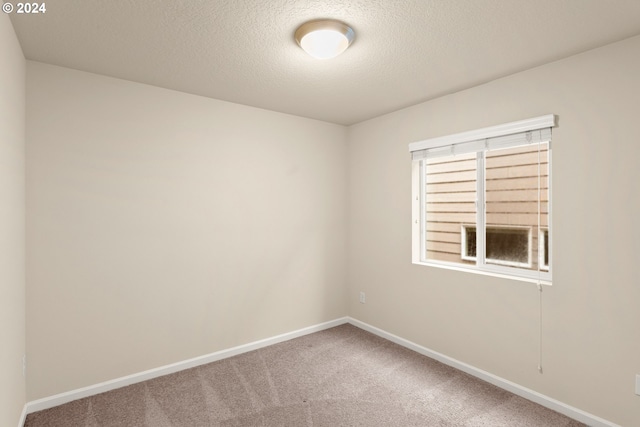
[295,19,355,60]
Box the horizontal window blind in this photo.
[409,114,555,161]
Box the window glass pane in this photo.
[540,229,549,270]
[485,227,530,264]
[484,143,549,271]
[463,227,477,259]
[425,153,476,265]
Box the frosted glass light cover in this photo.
[300,30,349,59]
[295,20,355,60]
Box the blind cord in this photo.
[538,283,543,374]
[536,131,543,374]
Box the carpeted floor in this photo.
[25,324,585,426]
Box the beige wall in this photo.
[0,14,26,427]
[26,62,348,400]
[347,35,640,426]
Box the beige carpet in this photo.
[25,324,585,426]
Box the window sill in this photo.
[412,260,552,286]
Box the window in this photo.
[410,115,553,283]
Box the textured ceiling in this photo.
[10,0,640,125]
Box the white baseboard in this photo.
[347,317,618,427]
[22,316,618,427]
[24,317,349,417]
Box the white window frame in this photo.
[410,115,554,285]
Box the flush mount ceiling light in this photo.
[294,19,355,60]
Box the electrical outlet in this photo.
[635,374,640,396]
[359,291,366,304]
